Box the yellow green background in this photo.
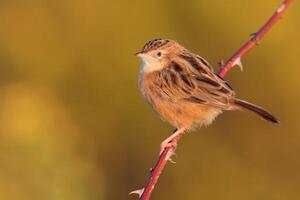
[0,0,299,199]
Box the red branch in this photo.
[218,0,293,77]
[136,1,293,200]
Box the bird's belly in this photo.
[149,96,222,130]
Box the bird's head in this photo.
[136,38,185,73]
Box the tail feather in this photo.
[234,99,279,124]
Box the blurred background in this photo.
[0,0,299,200]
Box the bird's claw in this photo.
[160,139,177,155]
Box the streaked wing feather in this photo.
[161,53,235,109]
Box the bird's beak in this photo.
[134,51,144,57]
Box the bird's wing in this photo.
[161,53,235,109]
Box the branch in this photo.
[218,0,293,77]
[132,1,293,199]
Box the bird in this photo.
[136,38,279,154]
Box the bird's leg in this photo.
[160,128,185,155]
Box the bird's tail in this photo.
[234,99,279,124]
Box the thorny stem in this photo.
[218,0,293,77]
[139,134,181,200]
[135,1,293,200]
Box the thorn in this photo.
[129,188,145,198]
[218,60,225,68]
[232,57,243,71]
[277,4,285,13]
[168,157,176,164]
[166,149,177,163]
[250,32,257,38]
[149,168,153,173]
[250,32,260,45]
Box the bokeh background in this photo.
[0,0,299,200]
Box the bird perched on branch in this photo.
[136,38,279,154]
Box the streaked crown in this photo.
[141,38,171,53]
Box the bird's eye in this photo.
[157,52,162,57]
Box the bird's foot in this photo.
[160,137,178,155]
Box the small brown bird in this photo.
[136,38,279,154]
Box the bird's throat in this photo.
[140,60,164,74]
